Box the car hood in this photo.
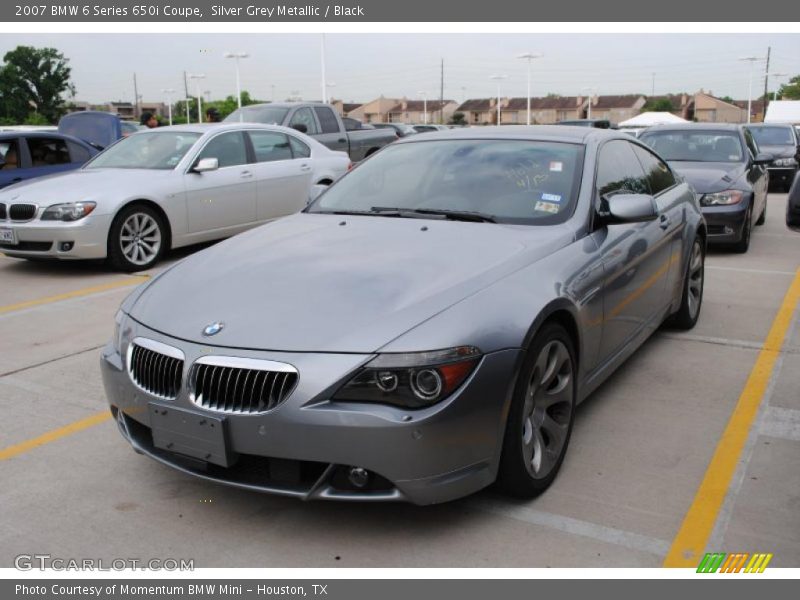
[129,213,574,353]
[757,144,796,160]
[0,168,174,206]
[669,161,746,193]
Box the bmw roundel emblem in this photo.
[202,322,225,336]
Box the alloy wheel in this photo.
[119,212,162,266]
[521,339,574,479]
[687,241,704,320]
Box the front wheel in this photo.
[497,323,576,498]
[755,197,767,226]
[107,205,166,272]
[668,236,704,330]
[732,207,752,253]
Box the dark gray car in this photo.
[102,126,705,505]
[746,123,800,192]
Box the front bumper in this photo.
[701,201,750,244]
[0,213,112,260]
[100,319,520,505]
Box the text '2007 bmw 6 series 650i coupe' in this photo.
[101,126,706,505]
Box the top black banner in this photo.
[4,0,800,22]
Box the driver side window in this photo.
[196,132,248,168]
[289,108,320,135]
[595,141,649,203]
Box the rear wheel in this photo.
[755,198,767,226]
[668,236,704,330]
[107,205,166,272]
[497,322,576,498]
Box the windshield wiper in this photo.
[370,206,497,223]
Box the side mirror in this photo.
[291,123,308,134]
[193,157,219,173]
[600,193,658,225]
[308,184,327,204]
[754,152,774,165]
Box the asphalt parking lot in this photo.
[1,195,799,569]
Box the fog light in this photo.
[348,466,370,489]
[59,241,74,251]
[723,226,734,235]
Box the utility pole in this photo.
[133,73,139,119]
[183,71,190,124]
[762,46,771,120]
[321,33,327,103]
[440,58,444,124]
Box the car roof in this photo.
[136,123,299,136]
[393,125,626,144]
[642,123,743,132]
[0,131,80,141]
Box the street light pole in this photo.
[517,53,542,126]
[188,73,206,123]
[489,75,508,125]
[418,91,428,124]
[321,34,328,103]
[162,88,175,126]
[767,72,787,101]
[224,51,249,112]
[582,86,596,119]
[739,56,760,124]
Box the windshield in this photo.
[640,130,744,162]
[224,106,289,125]
[85,131,201,170]
[307,139,584,225]
[749,126,795,146]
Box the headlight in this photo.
[700,190,743,206]
[332,346,482,409]
[773,158,798,168]
[41,201,96,221]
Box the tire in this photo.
[732,206,752,253]
[496,322,576,498]
[755,198,767,226]
[107,205,166,272]
[668,236,705,330]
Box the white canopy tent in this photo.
[764,101,800,125]
[618,112,688,127]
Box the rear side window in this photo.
[27,137,71,166]
[631,144,676,195]
[595,140,649,201]
[314,107,341,134]
[68,141,92,163]
[288,136,311,158]
[248,131,292,162]
[0,140,20,169]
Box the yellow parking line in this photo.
[663,268,800,567]
[0,411,111,461]
[0,275,148,315]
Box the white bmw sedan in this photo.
[0,123,350,271]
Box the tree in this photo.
[449,111,466,125]
[777,75,800,100]
[642,98,675,112]
[0,46,75,124]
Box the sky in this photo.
[0,33,798,105]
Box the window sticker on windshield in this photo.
[729,155,739,160]
[541,193,562,203]
[534,201,560,214]
[549,161,563,172]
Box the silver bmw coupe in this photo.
[102,126,706,504]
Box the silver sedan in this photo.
[0,123,350,271]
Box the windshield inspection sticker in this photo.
[535,201,560,214]
[541,193,562,203]
[549,161,563,172]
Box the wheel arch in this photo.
[110,199,173,251]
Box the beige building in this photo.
[387,99,458,124]
[693,92,745,123]
[346,96,402,123]
[585,95,647,122]
[331,100,364,118]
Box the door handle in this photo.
[240,170,253,179]
[11,177,22,183]
[338,138,347,143]
[299,164,311,172]
[659,214,670,230]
